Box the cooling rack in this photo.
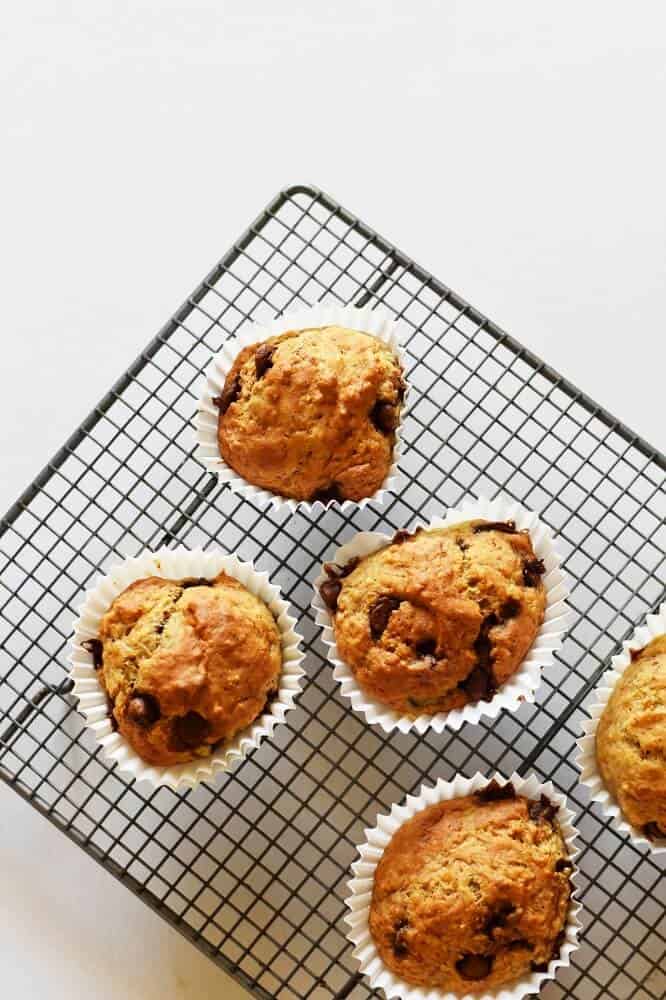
[1,184,664,1000]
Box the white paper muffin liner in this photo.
[68,547,304,791]
[345,771,582,1000]
[194,303,409,514]
[312,495,570,734]
[576,601,666,854]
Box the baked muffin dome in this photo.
[595,633,666,841]
[369,782,572,992]
[319,519,546,715]
[95,572,282,766]
[215,325,404,502]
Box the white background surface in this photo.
[1,3,664,998]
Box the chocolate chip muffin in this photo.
[595,634,666,842]
[369,782,572,992]
[215,325,404,502]
[319,519,546,716]
[88,572,282,766]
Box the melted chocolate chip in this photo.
[456,954,493,981]
[500,597,521,619]
[171,711,211,751]
[523,557,546,588]
[254,343,276,379]
[126,693,160,728]
[81,638,103,669]
[370,400,399,433]
[460,612,499,702]
[106,693,118,732]
[319,579,342,613]
[476,780,516,803]
[472,520,517,534]
[392,919,409,958]
[415,637,437,658]
[483,900,516,936]
[531,959,549,973]
[393,527,421,545]
[262,687,279,715]
[324,557,360,579]
[555,858,573,874]
[369,595,401,639]
[643,821,666,841]
[528,795,558,824]
[630,647,642,661]
[456,537,469,552]
[213,373,242,415]
[181,577,213,588]
[310,483,344,504]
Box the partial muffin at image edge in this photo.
[595,633,666,841]
[368,781,573,993]
[318,518,547,716]
[214,325,405,502]
[83,571,282,766]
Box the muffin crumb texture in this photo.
[369,786,572,992]
[323,519,547,715]
[596,633,666,839]
[96,572,282,766]
[216,325,404,502]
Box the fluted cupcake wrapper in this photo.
[194,303,409,514]
[68,547,305,791]
[345,771,582,1000]
[312,495,571,734]
[576,601,666,855]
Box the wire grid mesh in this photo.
[1,184,665,1000]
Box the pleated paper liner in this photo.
[312,495,571,734]
[345,771,582,1000]
[69,546,304,790]
[576,600,666,855]
[194,303,409,513]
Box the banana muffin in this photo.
[369,782,572,992]
[318,519,547,715]
[87,572,282,766]
[214,325,404,502]
[595,633,666,841]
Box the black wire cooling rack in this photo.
[1,185,665,1000]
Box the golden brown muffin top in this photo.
[93,572,282,766]
[369,783,572,992]
[319,519,547,716]
[215,326,404,502]
[596,633,666,841]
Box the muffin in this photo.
[86,572,282,766]
[369,782,572,993]
[214,325,405,502]
[595,633,666,841]
[318,519,546,716]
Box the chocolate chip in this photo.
[393,527,420,545]
[392,918,409,958]
[213,373,241,415]
[476,780,516,803]
[523,557,546,588]
[551,929,566,960]
[106,693,118,732]
[500,597,521,619]
[483,900,516,936]
[171,711,211,750]
[555,858,573,874]
[310,483,344,504]
[460,612,499,702]
[528,795,558,824]
[456,537,469,551]
[370,400,399,433]
[630,647,642,661]
[415,638,437,658]
[319,579,342,613]
[531,959,549,973]
[181,577,213,588]
[643,821,666,841]
[324,556,360,579]
[472,520,517,534]
[507,938,532,951]
[81,638,103,669]
[262,687,279,715]
[254,343,276,379]
[126,693,160,728]
[456,954,493,981]
[369,595,401,639]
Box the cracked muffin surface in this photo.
[319,519,547,716]
[215,325,404,502]
[369,783,572,992]
[595,634,666,841]
[94,572,282,766]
